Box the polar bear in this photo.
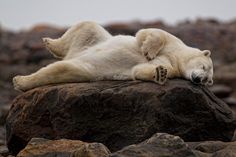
[13,21,213,92]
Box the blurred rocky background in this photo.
[0,19,236,156]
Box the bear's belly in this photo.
[77,37,145,72]
[79,52,140,76]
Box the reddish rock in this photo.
[17,138,110,157]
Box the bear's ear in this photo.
[203,50,211,57]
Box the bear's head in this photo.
[184,50,213,86]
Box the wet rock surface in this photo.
[6,80,236,155]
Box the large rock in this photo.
[6,80,236,155]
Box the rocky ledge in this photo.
[6,79,236,155]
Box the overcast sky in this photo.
[0,0,236,30]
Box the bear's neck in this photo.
[177,48,200,78]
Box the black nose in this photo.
[193,76,201,84]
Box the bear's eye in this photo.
[200,65,205,70]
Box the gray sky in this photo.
[0,0,236,30]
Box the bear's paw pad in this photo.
[154,66,167,85]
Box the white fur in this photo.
[13,21,214,91]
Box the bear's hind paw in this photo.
[42,37,51,47]
[13,76,26,92]
[153,66,167,85]
[42,38,55,52]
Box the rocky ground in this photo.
[14,134,236,157]
[0,19,236,156]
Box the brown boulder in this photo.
[110,133,196,157]
[17,138,110,157]
[6,80,236,155]
[188,140,236,157]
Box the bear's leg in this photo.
[13,61,93,91]
[42,37,66,59]
[136,29,166,61]
[132,63,167,84]
[43,21,112,59]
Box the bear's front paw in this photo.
[141,36,157,61]
[153,65,167,85]
[13,76,27,92]
[141,34,164,61]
